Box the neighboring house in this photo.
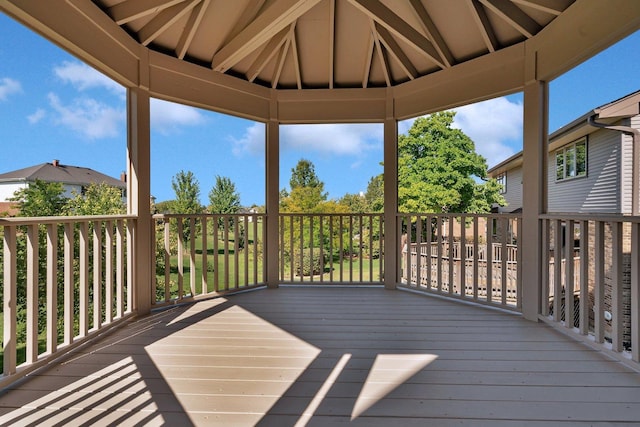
[0,159,126,214]
[489,90,640,214]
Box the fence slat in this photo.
[3,226,17,375]
[46,223,58,354]
[26,224,39,362]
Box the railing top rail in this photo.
[0,214,136,227]
[396,212,522,219]
[153,213,266,220]
[540,213,640,222]
[278,212,384,217]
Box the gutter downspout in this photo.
[588,114,640,215]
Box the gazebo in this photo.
[1,1,640,424]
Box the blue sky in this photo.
[1,12,639,206]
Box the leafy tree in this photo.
[9,179,66,217]
[208,176,241,215]
[339,193,367,213]
[154,200,176,214]
[208,175,242,241]
[171,170,202,214]
[281,159,327,213]
[364,174,384,213]
[66,182,126,215]
[397,111,505,213]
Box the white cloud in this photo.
[281,123,382,155]
[0,77,22,101]
[452,97,523,167]
[54,61,125,97]
[231,122,383,158]
[47,92,125,139]
[28,108,46,124]
[231,122,265,156]
[150,98,206,134]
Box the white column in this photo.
[521,80,548,321]
[127,85,153,314]
[265,99,280,288]
[383,92,398,289]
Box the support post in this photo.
[383,91,398,289]
[521,78,548,321]
[265,98,280,288]
[127,81,153,314]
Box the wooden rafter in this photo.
[176,0,210,59]
[479,0,542,38]
[369,20,391,87]
[246,25,291,82]
[212,0,321,73]
[289,23,302,89]
[107,0,184,26]
[223,0,267,45]
[375,23,417,80]
[466,0,499,53]
[347,0,445,69]
[272,35,292,88]
[362,31,375,88]
[329,0,335,89]
[138,0,199,46]
[510,0,573,16]
[408,0,454,68]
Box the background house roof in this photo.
[488,88,640,175]
[0,161,126,189]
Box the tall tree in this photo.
[9,179,67,217]
[208,176,241,214]
[171,170,202,214]
[281,159,327,213]
[397,111,504,213]
[364,174,384,213]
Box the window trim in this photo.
[495,172,507,194]
[555,137,587,182]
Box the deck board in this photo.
[1,286,639,426]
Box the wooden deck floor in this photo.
[1,286,639,426]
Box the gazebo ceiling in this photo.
[2,0,640,121]
[93,0,574,90]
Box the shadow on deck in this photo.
[0,286,639,426]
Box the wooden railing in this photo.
[278,213,384,284]
[0,215,135,385]
[398,213,522,311]
[153,213,266,305]
[541,214,640,364]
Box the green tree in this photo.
[66,182,126,215]
[364,174,384,213]
[171,170,202,214]
[339,193,367,213]
[281,159,327,213]
[208,176,241,214]
[397,111,504,213]
[208,175,242,241]
[9,179,66,217]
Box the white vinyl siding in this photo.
[0,182,27,201]
[620,116,638,214]
[499,166,523,212]
[548,130,620,213]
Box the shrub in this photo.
[294,247,326,276]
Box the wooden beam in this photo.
[466,0,499,53]
[329,0,335,89]
[408,0,454,67]
[375,23,417,80]
[271,36,292,88]
[510,0,572,16]
[212,0,321,73]
[107,0,184,26]
[479,0,541,38]
[362,31,375,88]
[348,0,445,69]
[176,0,210,59]
[247,25,291,82]
[138,0,199,46]
[370,20,391,87]
[289,23,302,89]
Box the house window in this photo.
[556,138,586,181]
[495,172,506,194]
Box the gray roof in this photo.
[0,162,125,189]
